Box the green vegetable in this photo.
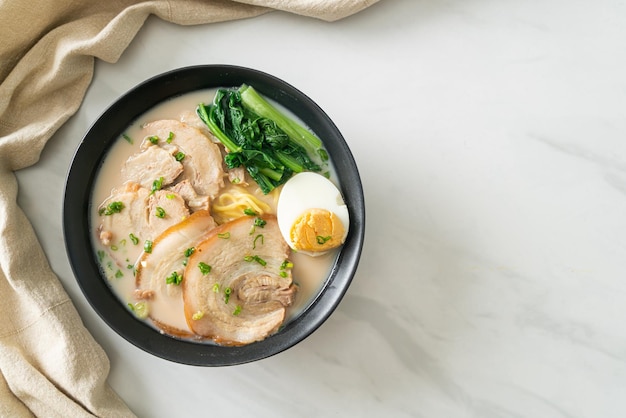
[253,234,264,249]
[128,302,149,319]
[239,84,324,156]
[166,131,175,143]
[243,208,257,216]
[233,305,242,316]
[148,135,159,145]
[155,206,166,218]
[185,247,196,257]
[99,201,124,216]
[244,255,267,266]
[129,233,139,245]
[166,271,183,285]
[224,287,232,304]
[175,151,185,161]
[144,240,153,254]
[122,133,133,144]
[316,235,332,245]
[151,177,164,194]
[198,262,211,275]
[197,85,323,194]
[217,232,230,239]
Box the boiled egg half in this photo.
[277,172,349,255]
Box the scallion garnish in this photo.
[151,176,164,194]
[198,262,211,275]
[155,206,166,218]
[100,201,124,216]
[253,234,264,249]
[166,271,183,285]
[316,235,331,245]
[244,255,267,266]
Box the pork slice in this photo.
[96,182,189,268]
[135,210,217,337]
[142,120,225,199]
[183,215,297,346]
[167,179,210,213]
[121,144,183,190]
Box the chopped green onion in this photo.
[100,201,124,216]
[192,311,204,320]
[198,262,211,275]
[316,235,332,245]
[122,133,133,144]
[166,131,175,143]
[155,207,166,218]
[128,301,149,319]
[129,233,139,245]
[253,234,264,249]
[144,240,153,254]
[97,250,105,262]
[166,271,183,285]
[115,270,123,279]
[212,283,220,293]
[175,151,185,161]
[151,177,164,194]
[244,255,267,266]
[110,245,118,251]
[166,193,176,200]
[233,305,242,316]
[280,260,293,270]
[217,232,230,239]
[280,271,288,278]
[224,287,232,304]
[243,208,257,216]
[148,135,159,144]
[185,247,196,257]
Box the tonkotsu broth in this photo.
[90,88,340,341]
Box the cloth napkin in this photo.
[0,1,377,416]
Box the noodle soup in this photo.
[90,88,342,344]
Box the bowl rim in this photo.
[63,64,365,366]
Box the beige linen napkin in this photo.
[0,1,377,416]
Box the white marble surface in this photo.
[15,0,626,416]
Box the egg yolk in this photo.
[290,208,346,252]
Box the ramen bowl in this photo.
[63,65,365,366]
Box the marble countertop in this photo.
[15,1,626,416]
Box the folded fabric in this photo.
[0,1,377,416]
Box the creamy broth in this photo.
[90,88,339,341]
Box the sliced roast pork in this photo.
[142,120,225,199]
[183,215,297,346]
[120,144,183,190]
[96,182,189,269]
[134,210,217,337]
[167,179,210,213]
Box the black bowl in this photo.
[64,65,365,366]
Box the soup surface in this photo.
[90,88,343,345]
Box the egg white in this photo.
[277,172,350,252]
